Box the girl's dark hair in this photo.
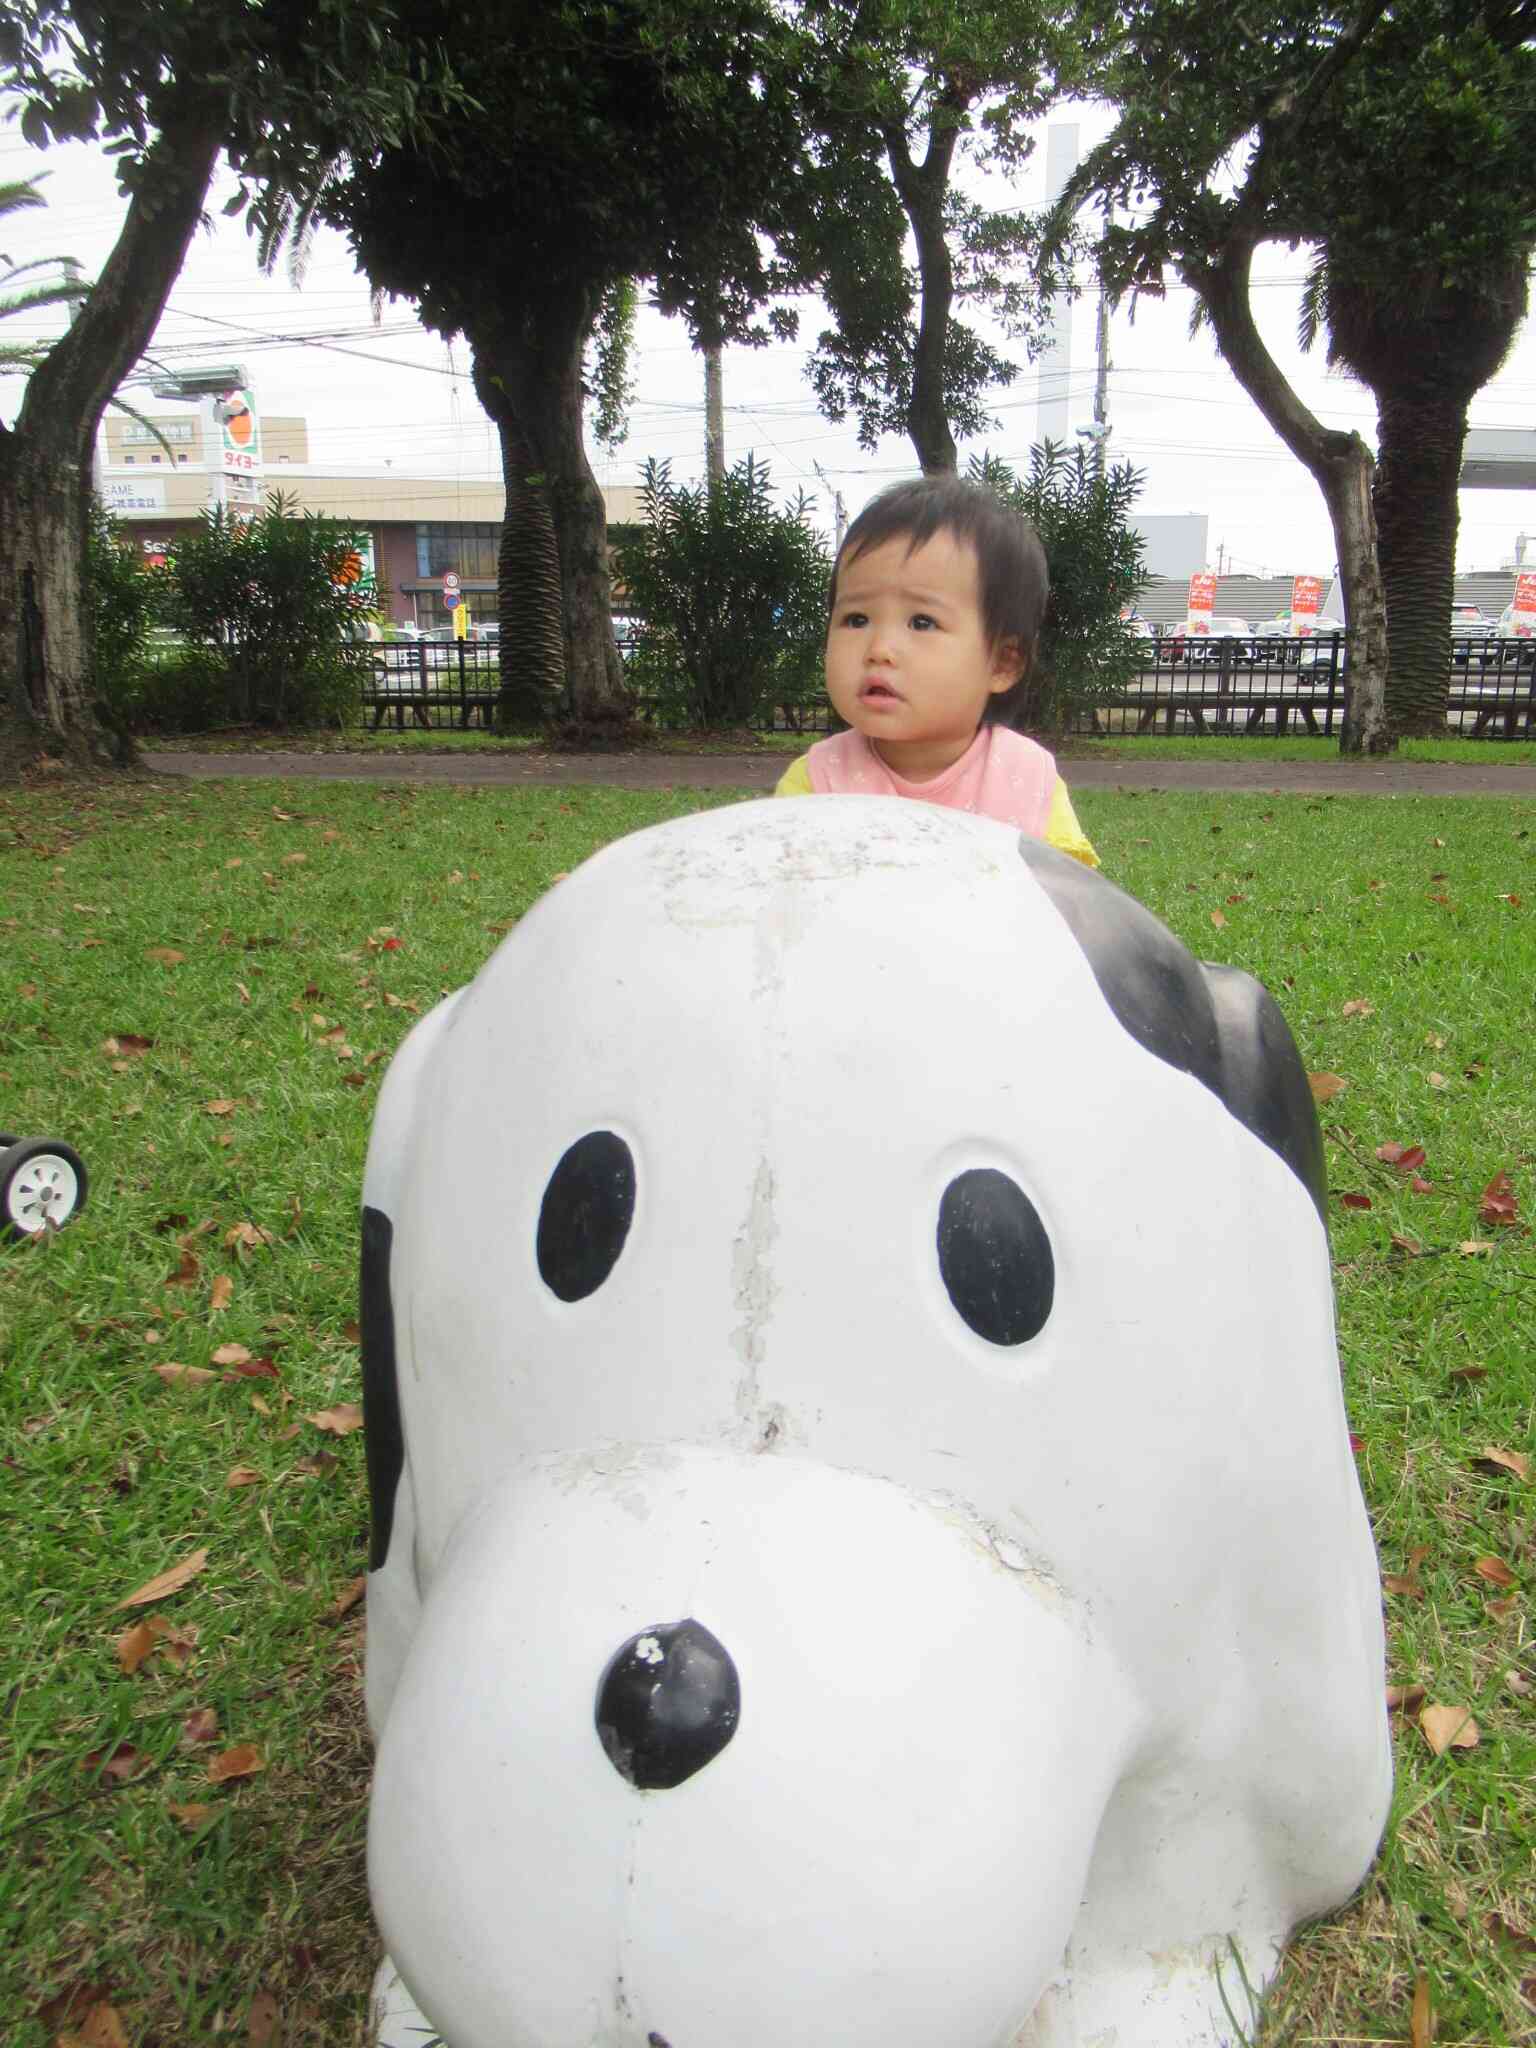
[828,476,1049,725]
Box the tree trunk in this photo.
[883,112,961,476]
[0,106,220,773]
[469,347,564,727]
[1372,389,1468,737]
[1194,241,1390,755]
[480,287,629,730]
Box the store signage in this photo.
[1510,569,1536,638]
[1186,570,1217,635]
[1290,575,1324,635]
[104,478,167,514]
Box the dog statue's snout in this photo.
[595,1618,740,1789]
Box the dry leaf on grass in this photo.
[226,1466,263,1490]
[322,1575,366,1623]
[75,2003,131,2048]
[146,946,185,968]
[1474,1446,1530,1482]
[80,1742,146,1782]
[103,1033,153,1058]
[1426,1071,1449,1090]
[1458,1240,1495,1257]
[164,1249,200,1289]
[203,1098,238,1116]
[306,1402,363,1436]
[1474,1555,1518,1589]
[211,1343,251,1366]
[181,1706,219,1747]
[153,1363,217,1389]
[1376,1141,1427,1170]
[210,1274,234,1312]
[1386,1683,1427,1713]
[248,1988,281,2047]
[341,1319,361,1344]
[115,1614,197,1673]
[1209,908,1227,929]
[1342,998,1375,1017]
[1419,1703,1479,1754]
[1410,1974,1433,2048]
[1340,1192,1373,1211]
[1308,1072,1348,1102]
[1479,1170,1521,1227]
[117,1545,208,1610]
[208,1743,265,1784]
[225,1220,273,1253]
[291,1452,339,1479]
[168,1801,216,1830]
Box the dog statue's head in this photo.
[361,798,1389,2048]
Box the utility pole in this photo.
[1090,209,1112,480]
[704,337,725,491]
[814,464,847,551]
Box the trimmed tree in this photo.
[0,0,456,772]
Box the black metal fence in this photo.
[356,631,1536,741]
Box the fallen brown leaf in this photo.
[1458,1240,1495,1257]
[180,1706,219,1747]
[1474,1445,1529,1482]
[164,1249,200,1289]
[211,1343,252,1366]
[224,1355,280,1381]
[1474,1555,1518,1589]
[1419,1702,1479,1754]
[291,1452,339,1478]
[146,946,185,968]
[104,1033,153,1058]
[1410,1973,1432,2048]
[1448,1364,1489,1383]
[1386,1683,1426,1713]
[80,1742,145,1782]
[153,1362,217,1389]
[117,1545,208,1610]
[77,2003,131,2048]
[36,1982,117,2031]
[1426,1070,1448,1090]
[114,1613,196,1674]
[1383,1573,1426,1599]
[226,1466,263,1489]
[1478,1170,1520,1227]
[341,1319,361,1344]
[1487,1596,1520,1620]
[169,1801,216,1830]
[210,1274,234,1312]
[1208,908,1227,929]
[248,1988,281,2047]
[1390,1235,1425,1257]
[1375,1141,1427,1171]
[1308,1072,1348,1103]
[225,1220,274,1253]
[322,1575,366,1624]
[306,1402,363,1437]
[203,1098,238,1117]
[1340,1192,1373,1211]
[208,1743,265,1784]
[1342,998,1375,1018]
[115,1620,158,1674]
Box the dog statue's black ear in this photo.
[361,1205,406,1570]
[1017,839,1326,1222]
[1199,963,1327,1221]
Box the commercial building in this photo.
[98,411,643,632]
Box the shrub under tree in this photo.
[616,457,832,732]
[162,493,377,729]
[970,443,1146,732]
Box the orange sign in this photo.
[1186,570,1217,635]
[1290,575,1324,635]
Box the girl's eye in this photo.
[840,609,868,628]
[910,613,937,631]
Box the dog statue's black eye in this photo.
[537,1132,636,1302]
[937,1168,1053,1346]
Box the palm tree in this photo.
[0,179,89,378]
[1303,252,1529,736]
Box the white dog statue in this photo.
[361,797,1389,2048]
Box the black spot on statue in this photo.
[537,1130,637,1301]
[1018,839,1326,1221]
[938,1169,1054,1346]
[596,1619,741,1790]
[360,1204,405,1571]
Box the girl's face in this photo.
[824,530,1019,775]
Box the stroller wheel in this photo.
[0,1138,88,1239]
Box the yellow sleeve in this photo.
[774,753,815,796]
[1045,776,1100,868]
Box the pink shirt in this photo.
[802,726,1057,838]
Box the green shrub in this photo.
[970,444,1148,732]
[615,456,831,731]
[86,499,170,729]
[162,493,374,728]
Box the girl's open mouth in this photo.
[860,681,900,703]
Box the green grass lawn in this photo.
[2,774,1532,2047]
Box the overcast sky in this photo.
[3,101,1533,579]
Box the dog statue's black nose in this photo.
[595,1618,740,1789]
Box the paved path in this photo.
[144,747,1536,799]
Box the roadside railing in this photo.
[354,631,1536,741]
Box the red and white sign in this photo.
[1186,570,1217,636]
[1290,575,1324,636]
[442,572,461,600]
[1510,569,1536,638]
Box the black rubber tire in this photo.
[0,1138,88,1239]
